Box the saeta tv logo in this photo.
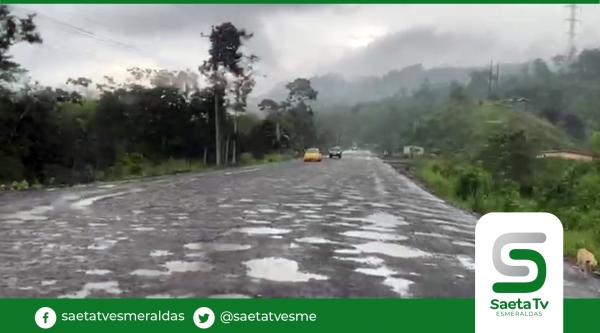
[492,232,546,293]
[475,213,563,333]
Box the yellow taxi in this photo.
[303,148,323,162]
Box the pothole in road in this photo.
[424,218,476,229]
[304,214,324,219]
[359,225,395,233]
[452,240,475,247]
[439,225,475,235]
[341,231,408,242]
[59,281,122,298]
[3,220,24,224]
[334,256,385,265]
[85,269,112,275]
[164,261,214,273]
[257,208,278,214]
[131,226,155,232]
[150,250,173,257]
[414,232,452,239]
[131,269,166,277]
[335,248,362,254]
[455,255,475,270]
[208,294,252,298]
[369,203,391,208]
[71,192,130,210]
[234,227,291,235]
[1,205,54,221]
[131,261,214,277]
[296,237,336,244]
[244,257,328,282]
[354,242,433,258]
[184,243,252,252]
[356,266,399,277]
[244,220,271,224]
[87,239,117,250]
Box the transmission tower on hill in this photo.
[565,4,581,62]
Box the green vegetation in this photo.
[315,49,600,264]
[0,7,322,190]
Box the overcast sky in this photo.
[8,4,600,95]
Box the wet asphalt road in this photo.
[0,150,599,298]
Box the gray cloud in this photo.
[6,4,600,95]
[324,27,498,77]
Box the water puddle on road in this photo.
[369,203,391,208]
[59,281,122,298]
[235,227,291,235]
[1,205,54,221]
[244,258,328,282]
[146,294,172,298]
[331,222,357,228]
[341,231,408,242]
[456,255,475,270]
[383,277,414,297]
[334,256,384,265]
[439,225,475,235]
[3,220,24,224]
[257,208,278,214]
[208,294,252,298]
[42,280,57,286]
[71,192,130,209]
[244,220,271,224]
[150,250,173,257]
[85,269,112,275]
[184,243,252,252]
[87,239,117,250]
[365,212,409,228]
[304,214,324,220]
[423,218,476,229]
[356,266,399,277]
[131,269,165,277]
[326,200,349,207]
[354,242,432,258]
[414,232,452,239]
[131,226,156,232]
[452,241,475,247]
[164,261,214,273]
[335,248,362,254]
[296,237,336,244]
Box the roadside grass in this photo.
[410,156,600,269]
[0,153,293,192]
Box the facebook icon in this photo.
[35,307,56,329]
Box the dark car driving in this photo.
[329,146,342,158]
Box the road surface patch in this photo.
[244,257,328,282]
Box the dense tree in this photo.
[0,7,321,187]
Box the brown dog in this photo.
[577,248,598,273]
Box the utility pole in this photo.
[565,4,581,63]
[496,62,500,89]
[201,30,222,166]
[488,61,493,97]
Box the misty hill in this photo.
[259,62,525,107]
[410,103,575,155]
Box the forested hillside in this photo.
[314,45,600,261]
[261,62,525,108]
[0,6,326,188]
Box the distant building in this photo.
[403,145,425,157]
[536,150,594,162]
